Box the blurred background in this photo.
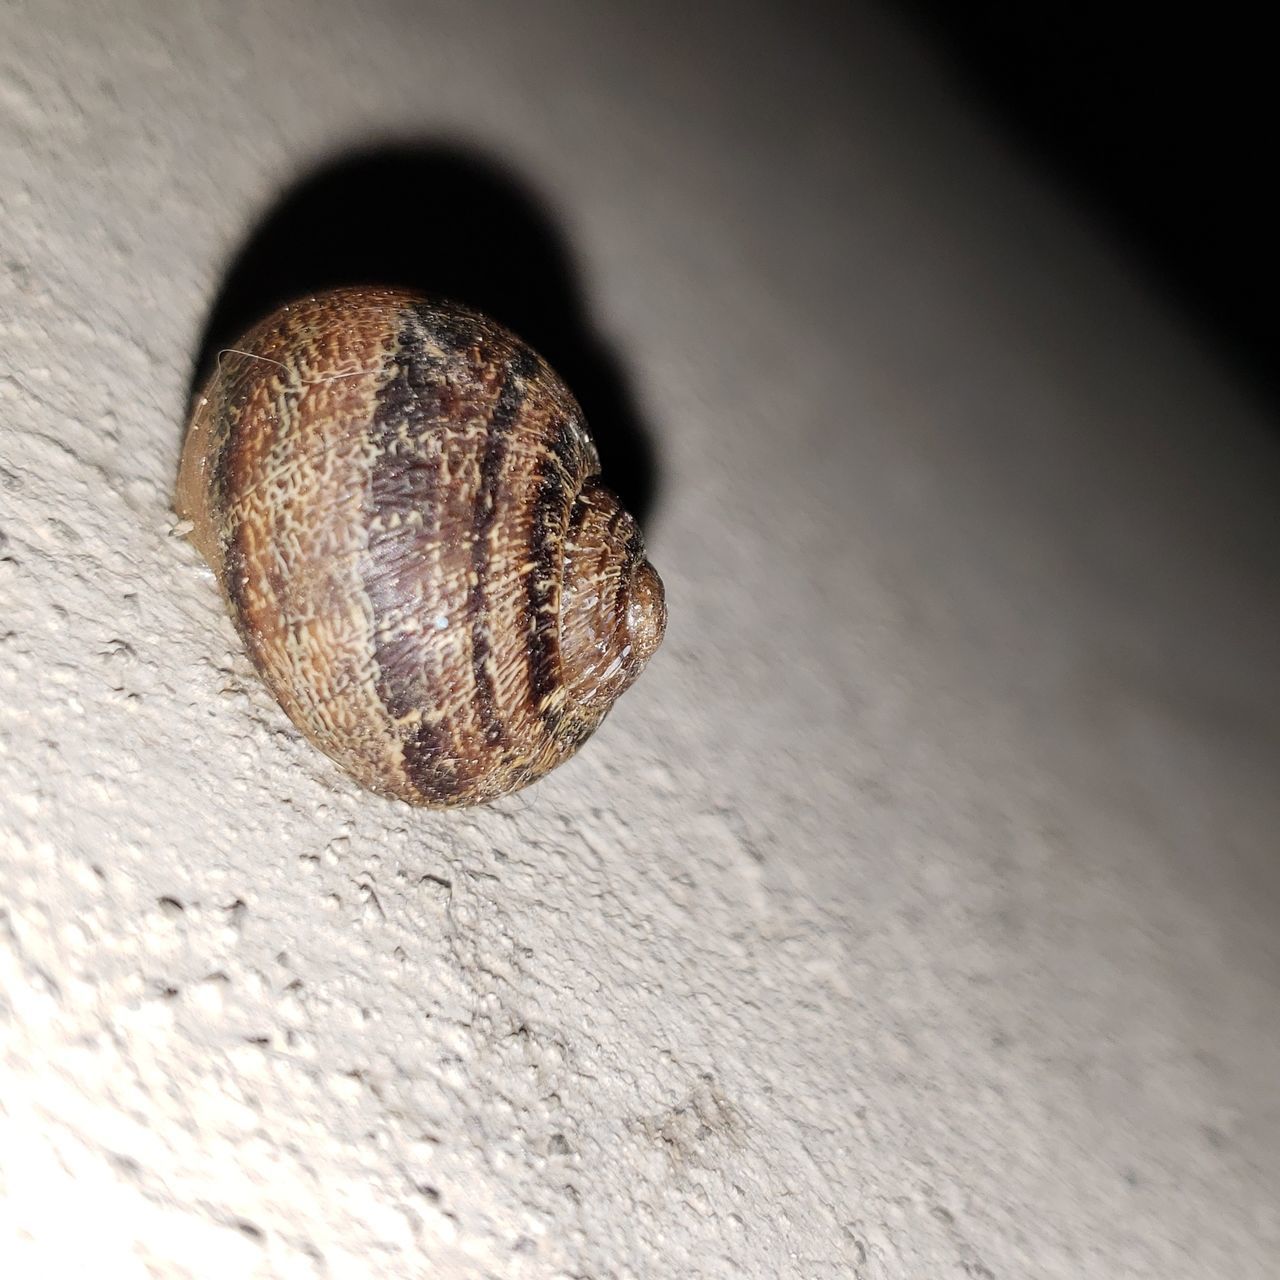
[894,1,1277,412]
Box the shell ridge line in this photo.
[527,412,583,743]
[465,346,536,753]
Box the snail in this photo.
[175,286,665,807]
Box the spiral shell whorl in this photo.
[177,287,664,806]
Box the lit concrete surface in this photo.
[3,2,1279,1276]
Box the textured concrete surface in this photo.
[3,2,1280,1276]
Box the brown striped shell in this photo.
[176,286,665,807]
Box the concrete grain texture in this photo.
[3,1,1279,1277]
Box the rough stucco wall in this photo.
[3,1,1279,1276]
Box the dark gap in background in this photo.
[889,2,1277,417]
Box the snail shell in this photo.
[176,286,665,807]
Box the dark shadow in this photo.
[189,141,658,524]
